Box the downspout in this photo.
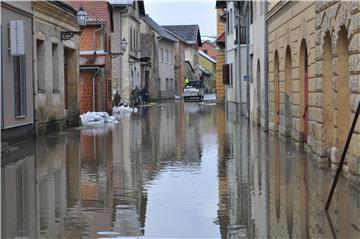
[264,1,269,131]
[93,24,104,55]
[92,24,104,111]
[92,68,101,112]
[156,36,163,100]
[246,4,250,118]
[236,6,242,115]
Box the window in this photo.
[165,49,168,64]
[166,78,169,90]
[37,39,45,92]
[160,48,163,63]
[14,55,26,117]
[170,51,173,64]
[203,49,208,54]
[222,63,233,86]
[240,26,247,44]
[52,43,59,92]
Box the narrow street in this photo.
[2,102,359,238]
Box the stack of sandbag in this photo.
[80,112,119,127]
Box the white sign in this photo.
[10,21,25,56]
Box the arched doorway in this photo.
[299,40,308,143]
[336,26,351,149]
[256,59,261,126]
[274,51,280,130]
[284,46,292,137]
[323,32,335,148]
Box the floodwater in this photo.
[2,102,359,239]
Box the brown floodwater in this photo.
[2,102,359,238]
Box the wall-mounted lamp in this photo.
[121,38,128,54]
[112,38,128,58]
[61,6,88,41]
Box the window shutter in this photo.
[223,64,229,85]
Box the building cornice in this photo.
[1,1,33,18]
[266,1,297,24]
[33,1,79,31]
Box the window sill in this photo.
[38,89,46,93]
[53,90,60,93]
[15,115,26,119]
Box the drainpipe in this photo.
[264,1,269,131]
[156,36,163,100]
[236,6,242,115]
[246,4,250,118]
[93,24,104,55]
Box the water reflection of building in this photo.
[36,135,67,238]
[217,114,271,239]
[2,151,36,238]
[112,115,146,237]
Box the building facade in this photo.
[249,1,267,128]
[218,1,250,117]
[313,2,360,181]
[140,15,177,100]
[110,0,145,104]
[163,25,202,87]
[1,1,34,143]
[33,1,80,134]
[68,1,113,113]
[199,50,216,93]
[215,7,226,103]
[267,1,360,182]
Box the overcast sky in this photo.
[144,0,217,37]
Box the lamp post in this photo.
[61,6,88,41]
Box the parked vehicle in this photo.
[183,80,204,101]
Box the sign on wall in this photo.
[10,21,25,56]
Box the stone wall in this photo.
[267,1,360,182]
[314,1,360,182]
[267,1,316,142]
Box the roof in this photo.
[199,50,217,64]
[66,1,109,24]
[109,0,145,16]
[80,55,106,66]
[162,25,202,46]
[202,40,217,48]
[141,15,177,42]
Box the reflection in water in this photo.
[1,102,360,238]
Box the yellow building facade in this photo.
[267,1,360,181]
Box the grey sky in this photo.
[144,0,217,37]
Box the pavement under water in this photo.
[1,102,359,238]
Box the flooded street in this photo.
[2,102,360,238]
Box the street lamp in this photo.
[121,38,128,54]
[61,6,88,41]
